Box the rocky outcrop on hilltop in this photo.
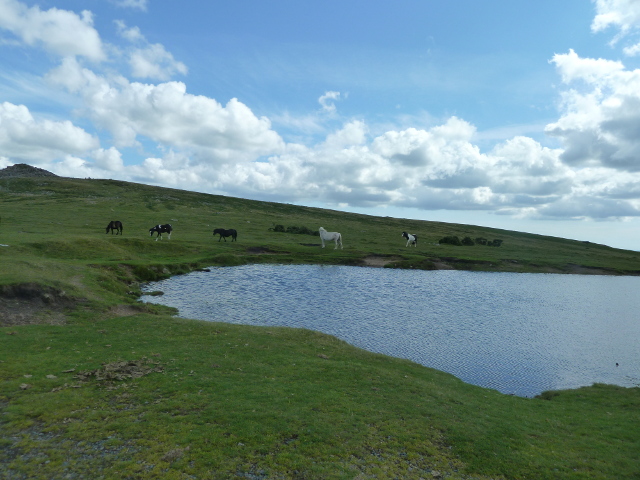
[0,163,58,178]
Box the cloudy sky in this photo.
[2,1,640,250]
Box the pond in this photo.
[140,265,640,397]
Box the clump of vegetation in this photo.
[439,235,463,246]
[131,264,171,282]
[439,235,503,247]
[271,224,319,236]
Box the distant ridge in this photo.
[0,163,58,179]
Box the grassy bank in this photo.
[1,175,639,479]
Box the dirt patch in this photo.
[565,264,618,275]
[74,358,164,383]
[431,260,455,270]
[299,243,321,247]
[362,255,402,267]
[0,283,77,327]
[109,304,147,317]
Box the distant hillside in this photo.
[0,163,58,179]
[1,175,640,277]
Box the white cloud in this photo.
[128,44,188,80]
[92,147,124,171]
[592,0,640,35]
[318,91,342,113]
[47,60,284,162]
[0,0,105,61]
[112,0,148,11]
[115,20,187,80]
[323,120,367,149]
[547,49,640,171]
[550,49,624,83]
[592,0,640,54]
[623,41,640,55]
[0,101,98,163]
[114,20,144,42]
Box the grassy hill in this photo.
[1,174,639,479]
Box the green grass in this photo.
[1,176,639,479]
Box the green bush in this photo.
[271,225,318,236]
[490,239,503,247]
[462,236,474,246]
[439,235,462,246]
[475,237,488,245]
[286,225,313,235]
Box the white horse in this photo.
[319,227,343,249]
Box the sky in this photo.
[3,1,640,250]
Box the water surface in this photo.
[141,265,640,397]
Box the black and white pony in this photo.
[105,220,123,235]
[402,232,418,247]
[149,224,172,241]
[319,227,343,249]
[213,228,237,242]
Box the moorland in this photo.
[1,169,639,479]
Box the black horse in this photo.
[213,228,237,242]
[106,220,123,235]
[149,224,172,241]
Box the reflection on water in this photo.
[141,265,640,397]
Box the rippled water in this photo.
[140,265,640,397]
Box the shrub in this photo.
[475,237,488,245]
[271,225,318,236]
[286,225,314,235]
[439,235,462,246]
[461,236,474,246]
[490,239,503,247]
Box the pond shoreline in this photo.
[141,264,640,397]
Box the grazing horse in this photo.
[213,228,237,242]
[402,231,418,247]
[149,224,172,241]
[105,220,123,235]
[319,227,343,249]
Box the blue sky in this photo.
[3,0,640,250]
